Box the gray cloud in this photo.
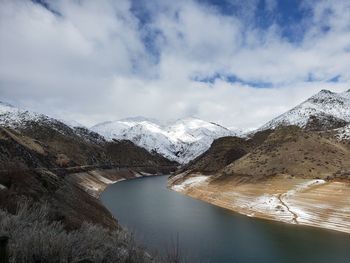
[0,0,349,130]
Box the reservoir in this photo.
[101,175,350,263]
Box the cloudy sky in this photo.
[0,0,349,129]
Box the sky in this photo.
[0,0,350,130]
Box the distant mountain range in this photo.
[0,101,239,164]
[1,88,350,165]
[91,117,239,163]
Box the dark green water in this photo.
[100,175,350,263]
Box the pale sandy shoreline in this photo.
[169,173,350,234]
[69,168,158,198]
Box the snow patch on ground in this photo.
[284,179,326,198]
[233,179,327,223]
[335,124,350,140]
[96,174,125,184]
[172,176,209,191]
[137,172,154,176]
[251,194,282,212]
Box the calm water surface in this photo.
[100,175,350,263]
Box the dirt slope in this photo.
[222,126,350,180]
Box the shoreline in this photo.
[71,168,169,198]
[79,169,350,235]
[169,173,350,235]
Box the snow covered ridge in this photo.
[0,101,83,129]
[0,101,239,163]
[91,117,240,164]
[0,101,103,144]
[259,89,350,130]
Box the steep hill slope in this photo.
[180,129,272,174]
[0,101,177,228]
[0,101,178,251]
[222,126,350,180]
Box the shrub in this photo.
[0,202,154,263]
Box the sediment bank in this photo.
[169,173,350,234]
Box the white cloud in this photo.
[0,0,349,130]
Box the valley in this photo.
[2,1,350,262]
[1,88,350,261]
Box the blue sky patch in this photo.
[194,73,273,88]
[328,75,341,83]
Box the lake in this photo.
[100,175,350,263]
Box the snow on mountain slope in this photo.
[335,124,350,141]
[259,89,350,131]
[0,101,84,129]
[0,101,103,144]
[0,101,45,127]
[91,117,238,163]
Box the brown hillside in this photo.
[0,123,177,170]
[222,126,350,179]
[179,129,273,174]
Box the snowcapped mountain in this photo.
[259,89,350,131]
[0,101,84,129]
[0,101,47,128]
[0,101,105,144]
[91,117,238,163]
[0,102,239,164]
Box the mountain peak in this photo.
[92,116,236,163]
[259,88,350,131]
[315,89,336,97]
[319,89,333,94]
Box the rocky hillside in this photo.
[180,129,272,174]
[0,102,177,170]
[174,126,350,181]
[91,117,238,163]
[222,126,350,180]
[0,101,178,231]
